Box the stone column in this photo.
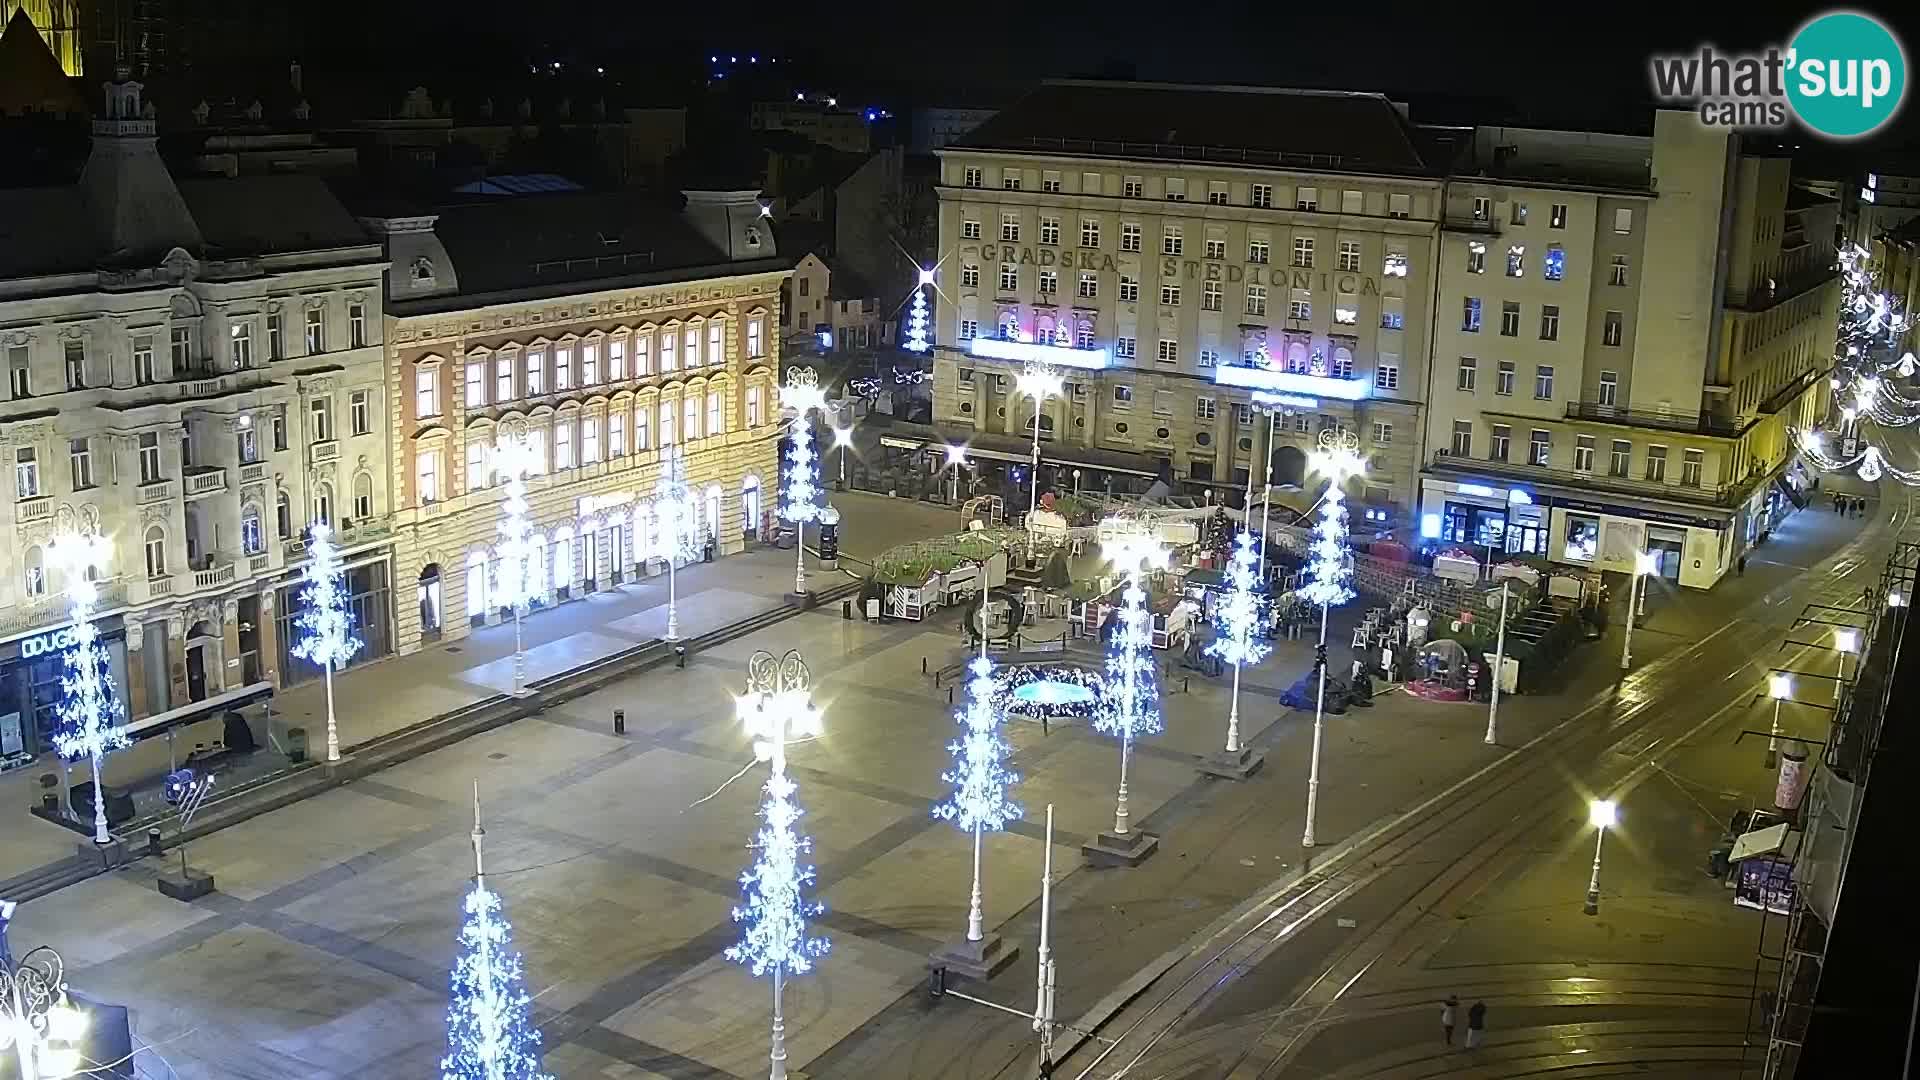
[220,598,241,695]
[167,615,190,706]
[125,622,149,721]
[257,586,281,687]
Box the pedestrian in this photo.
[1466,1001,1487,1049]
[1441,995,1458,1046]
[1738,554,1748,576]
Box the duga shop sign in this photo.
[19,625,83,660]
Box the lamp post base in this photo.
[928,933,1020,982]
[1199,745,1266,781]
[784,591,818,610]
[158,865,216,901]
[1584,889,1600,916]
[1081,828,1159,868]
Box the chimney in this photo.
[681,189,775,262]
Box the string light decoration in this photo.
[493,429,543,695]
[781,367,828,596]
[728,650,829,1080]
[1793,244,1920,487]
[653,444,704,640]
[1300,429,1366,849]
[441,786,550,1080]
[291,521,363,763]
[932,636,1021,943]
[1096,517,1169,839]
[1206,531,1271,757]
[50,532,127,846]
[903,267,934,354]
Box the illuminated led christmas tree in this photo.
[780,368,827,596]
[903,278,931,354]
[291,521,362,763]
[653,444,703,640]
[1206,531,1270,759]
[1095,519,1168,844]
[933,637,1020,945]
[51,531,128,846]
[441,785,550,1080]
[1299,429,1366,848]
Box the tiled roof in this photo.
[177,175,373,256]
[954,80,1435,176]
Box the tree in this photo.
[442,789,550,1080]
[290,522,363,762]
[932,645,1020,942]
[51,532,129,845]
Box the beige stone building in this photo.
[929,81,1440,519]
[1421,112,1839,589]
[0,68,391,758]
[358,188,788,654]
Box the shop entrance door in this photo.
[186,645,208,702]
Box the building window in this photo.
[496,354,515,401]
[1156,340,1178,364]
[960,319,979,341]
[1451,420,1472,456]
[11,447,36,500]
[1119,276,1139,303]
[138,432,162,483]
[660,402,676,446]
[1375,360,1400,391]
[1162,225,1183,256]
[1288,289,1311,320]
[1500,301,1521,336]
[554,420,574,468]
[352,474,372,519]
[64,340,85,389]
[1001,213,1020,242]
[1574,435,1595,472]
[1603,311,1623,347]
[1543,246,1565,281]
[1614,208,1633,234]
[1003,172,1021,191]
[1457,356,1477,392]
[1540,305,1560,340]
[1116,337,1135,359]
[1496,360,1516,396]
[1296,187,1318,211]
[415,366,440,418]
[962,220,982,242]
[1471,196,1491,221]
[1507,245,1525,277]
[1113,385,1133,406]
[311,396,333,442]
[417,447,441,502]
[1152,390,1174,416]
[1248,239,1271,264]
[1080,219,1100,247]
[1534,365,1554,400]
[1081,172,1101,193]
[275,490,292,538]
[1123,176,1144,197]
[1160,283,1180,306]
[267,313,284,359]
[1203,281,1223,310]
[1384,244,1408,278]
[1195,396,1216,420]
[964,166,983,188]
[144,526,167,578]
[1040,216,1059,245]
[1078,272,1098,299]
[1197,349,1218,369]
[1077,322,1096,349]
[134,334,156,384]
[636,404,653,448]
[1040,270,1059,295]
[1205,238,1227,260]
[67,436,94,490]
[1000,264,1019,292]
[1682,449,1704,487]
[1609,439,1631,477]
[1511,202,1529,225]
[168,327,192,373]
[961,264,980,288]
[1043,171,1062,193]
[1250,184,1273,208]
[1490,424,1511,462]
[1206,181,1227,205]
[1530,429,1551,466]
[1292,236,1314,267]
[1337,241,1360,271]
[748,318,765,358]
[582,416,601,462]
[584,341,603,384]
[466,441,488,491]
[708,391,724,436]
[1645,444,1668,482]
[556,344,575,390]
[1381,298,1405,330]
[1372,422,1393,444]
[528,348,549,392]
[304,308,324,353]
[351,389,371,435]
[1598,370,1619,406]
[1334,293,1358,325]
[466,359,487,406]
[1610,255,1630,286]
[1388,192,1411,219]
[1466,242,1486,274]
[1120,223,1145,253]
[349,303,368,348]
[1463,297,1482,332]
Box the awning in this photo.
[1774,473,1810,509]
[122,681,274,744]
[1730,822,1798,863]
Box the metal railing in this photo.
[1428,451,1735,505]
[1563,401,1747,438]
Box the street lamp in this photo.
[654,444,702,641]
[943,443,969,504]
[1584,799,1616,915]
[1248,394,1292,566]
[781,368,828,598]
[1014,361,1064,559]
[1619,550,1658,671]
[1071,468,1082,497]
[1767,673,1792,769]
[1834,627,1860,706]
[491,426,543,695]
[1484,580,1510,746]
[831,424,855,489]
[1097,518,1170,841]
[0,917,88,1080]
[1300,430,1365,849]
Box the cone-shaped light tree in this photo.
[1095,517,1169,837]
[1206,531,1270,756]
[932,632,1021,943]
[50,531,128,845]
[780,368,827,597]
[290,522,362,762]
[441,783,550,1080]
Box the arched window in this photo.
[1332,345,1354,380]
[465,549,489,620]
[144,526,167,578]
[276,489,292,539]
[241,503,264,556]
[1285,341,1309,374]
[353,472,374,520]
[998,312,1019,340]
[22,545,45,598]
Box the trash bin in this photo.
[1708,846,1731,879]
[287,726,308,764]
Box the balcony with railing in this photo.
[183,466,229,498]
[137,478,174,504]
[310,440,339,464]
[15,494,52,523]
[1441,212,1501,235]
[1724,263,1839,313]
[1563,401,1749,438]
[192,560,237,591]
[1428,450,1737,507]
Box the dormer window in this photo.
[745,226,762,248]
[410,257,436,288]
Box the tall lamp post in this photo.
[1619,550,1658,671]
[1767,673,1793,769]
[1484,580,1510,745]
[49,531,128,846]
[654,444,701,641]
[492,425,542,696]
[1247,394,1290,564]
[930,633,1021,977]
[1300,430,1365,849]
[780,368,828,598]
[831,424,855,490]
[1203,531,1269,779]
[1834,628,1860,706]
[1015,361,1064,560]
[728,650,829,1080]
[1584,798,1617,916]
[1086,517,1168,865]
[0,914,88,1080]
[943,443,969,505]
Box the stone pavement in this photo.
[0,492,960,885]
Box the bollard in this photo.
[613,709,626,735]
[1183,676,1190,694]
[842,599,853,620]
[675,645,688,669]
[146,826,163,857]
[922,657,929,675]
[947,686,954,705]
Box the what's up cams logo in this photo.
[1650,10,1907,139]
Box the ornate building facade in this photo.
[359,188,789,654]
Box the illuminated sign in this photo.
[968,338,1110,370]
[1458,484,1500,498]
[1251,392,1319,410]
[20,625,82,659]
[1212,364,1372,400]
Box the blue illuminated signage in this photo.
[968,337,1111,370]
[1212,364,1372,400]
[19,625,81,660]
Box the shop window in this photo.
[1563,515,1599,562]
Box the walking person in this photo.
[1466,1000,1487,1049]
[1441,995,1458,1046]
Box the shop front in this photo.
[1419,479,1549,556]
[0,614,130,765]
[275,559,395,688]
